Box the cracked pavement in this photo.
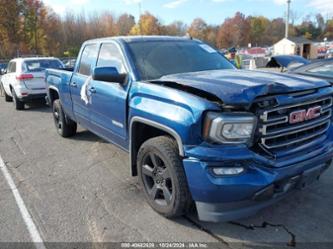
[0,98,333,248]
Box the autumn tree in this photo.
[248,16,270,46]
[188,18,208,41]
[130,12,161,35]
[265,18,285,44]
[0,0,21,58]
[216,12,250,48]
[163,21,187,36]
[323,19,333,40]
[117,14,135,36]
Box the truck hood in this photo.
[160,69,330,107]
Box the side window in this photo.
[97,43,127,74]
[6,62,11,72]
[8,62,16,73]
[78,44,99,76]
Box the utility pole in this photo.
[285,0,291,38]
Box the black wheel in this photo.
[11,89,24,110]
[137,136,192,218]
[52,99,77,137]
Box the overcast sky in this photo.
[43,0,333,24]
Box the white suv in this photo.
[0,57,64,110]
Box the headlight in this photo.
[203,112,257,144]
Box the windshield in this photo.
[23,59,63,72]
[127,40,235,80]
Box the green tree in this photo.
[248,16,270,46]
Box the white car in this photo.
[0,57,64,110]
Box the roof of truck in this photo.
[85,35,195,44]
[10,57,59,63]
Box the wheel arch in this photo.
[129,117,184,176]
[48,86,60,106]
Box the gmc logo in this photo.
[289,106,321,124]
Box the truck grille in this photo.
[258,97,332,151]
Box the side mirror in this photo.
[92,67,127,84]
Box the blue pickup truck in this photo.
[46,36,333,222]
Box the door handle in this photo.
[70,82,77,88]
[88,87,96,93]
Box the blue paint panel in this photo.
[45,36,333,221]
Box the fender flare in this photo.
[129,116,185,175]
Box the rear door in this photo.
[70,43,99,127]
[2,61,16,94]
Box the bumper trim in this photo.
[19,93,46,102]
[195,162,330,222]
[196,195,286,222]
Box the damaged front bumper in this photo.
[182,139,333,222]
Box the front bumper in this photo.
[183,137,333,222]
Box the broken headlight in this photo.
[203,112,257,144]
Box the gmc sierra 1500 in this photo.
[46,36,333,222]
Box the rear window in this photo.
[23,59,63,72]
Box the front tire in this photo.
[137,136,192,218]
[52,99,77,137]
[11,89,24,110]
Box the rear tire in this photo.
[11,89,24,110]
[137,136,192,218]
[52,99,77,137]
[1,83,12,102]
[5,91,12,102]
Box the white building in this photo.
[273,37,317,59]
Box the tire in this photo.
[11,89,24,110]
[0,82,3,97]
[52,99,77,137]
[1,83,12,102]
[5,91,12,102]
[137,136,192,218]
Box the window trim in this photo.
[96,41,131,75]
[96,42,128,74]
[77,43,99,77]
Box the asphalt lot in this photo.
[1,97,333,248]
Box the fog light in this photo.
[212,167,244,176]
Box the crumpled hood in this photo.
[160,69,330,106]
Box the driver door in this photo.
[89,42,130,149]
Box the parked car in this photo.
[62,58,76,69]
[290,58,333,84]
[1,57,64,110]
[0,62,7,74]
[46,36,333,222]
[0,62,8,96]
[266,55,310,72]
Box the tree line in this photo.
[1,0,333,59]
